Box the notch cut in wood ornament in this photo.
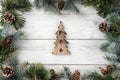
[52,21,70,55]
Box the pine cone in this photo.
[50,69,56,79]
[99,22,109,32]
[2,66,14,78]
[100,65,113,76]
[0,36,13,47]
[100,69,109,75]
[71,70,80,80]
[106,65,113,72]
[58,0,65,10]
[3,13,15,24]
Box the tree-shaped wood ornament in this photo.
[52,21,70,55]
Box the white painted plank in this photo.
[16,40,108,64]
[22,14,105,39]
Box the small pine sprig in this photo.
[1,0,32,12]
[106,16,120,39]
[63,67,72,79]
[64,0,80,13]
[24,63,50,80]
[0,45,15,63]
[99,17,120,79]
[23,63,67,80]
[0,11,25,30]
[82,0,115,18]
[0,31,23,63]
[34,0,60,14]
[0,35,15,63]
[33,0,81,14]
[81,72,117,80]
[0,0,32,30]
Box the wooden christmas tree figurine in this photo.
[52,21,70,55]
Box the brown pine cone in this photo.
[71,70,80,80]
[106,65,113,72]
[100,65,113,76]
[58,0,65,10]
[100,68,109,75]
[99,22,109,32]
[50,69,56,79]
[0,36,13,47]
[3,13,15,24]
[2,66,14,78]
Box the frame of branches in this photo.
[0,0,120,80]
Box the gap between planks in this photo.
[20,38,107,40]
[24,13,100,15]
[42,64,107,66]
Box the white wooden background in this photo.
[2,0,110,76]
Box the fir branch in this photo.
[0,0,32,30]
[12,0,32,12]
[63,67,72,79]
[34,0,81,14]
[34,0,60,14]
[0,11,25,30]
[0,0,120,79]
[1,0,32,13]
[0,31,23,63]
[12,14,25,30]
[24,63,50,80]
[100,42,111,52]
[34,0,42,9]
[82,0,115,18]
[23,63,68,80]
[0,57,24,80]
[99,18,120,78]
[106,16,120,40]
[112,68,120,78]
[0,46,15,63]
[64,0,80,13]
[81,72,117,80]
[43,0,60,14]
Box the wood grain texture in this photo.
[22,14,105,39]
[52,21,71,55]
[16,40,108,64]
